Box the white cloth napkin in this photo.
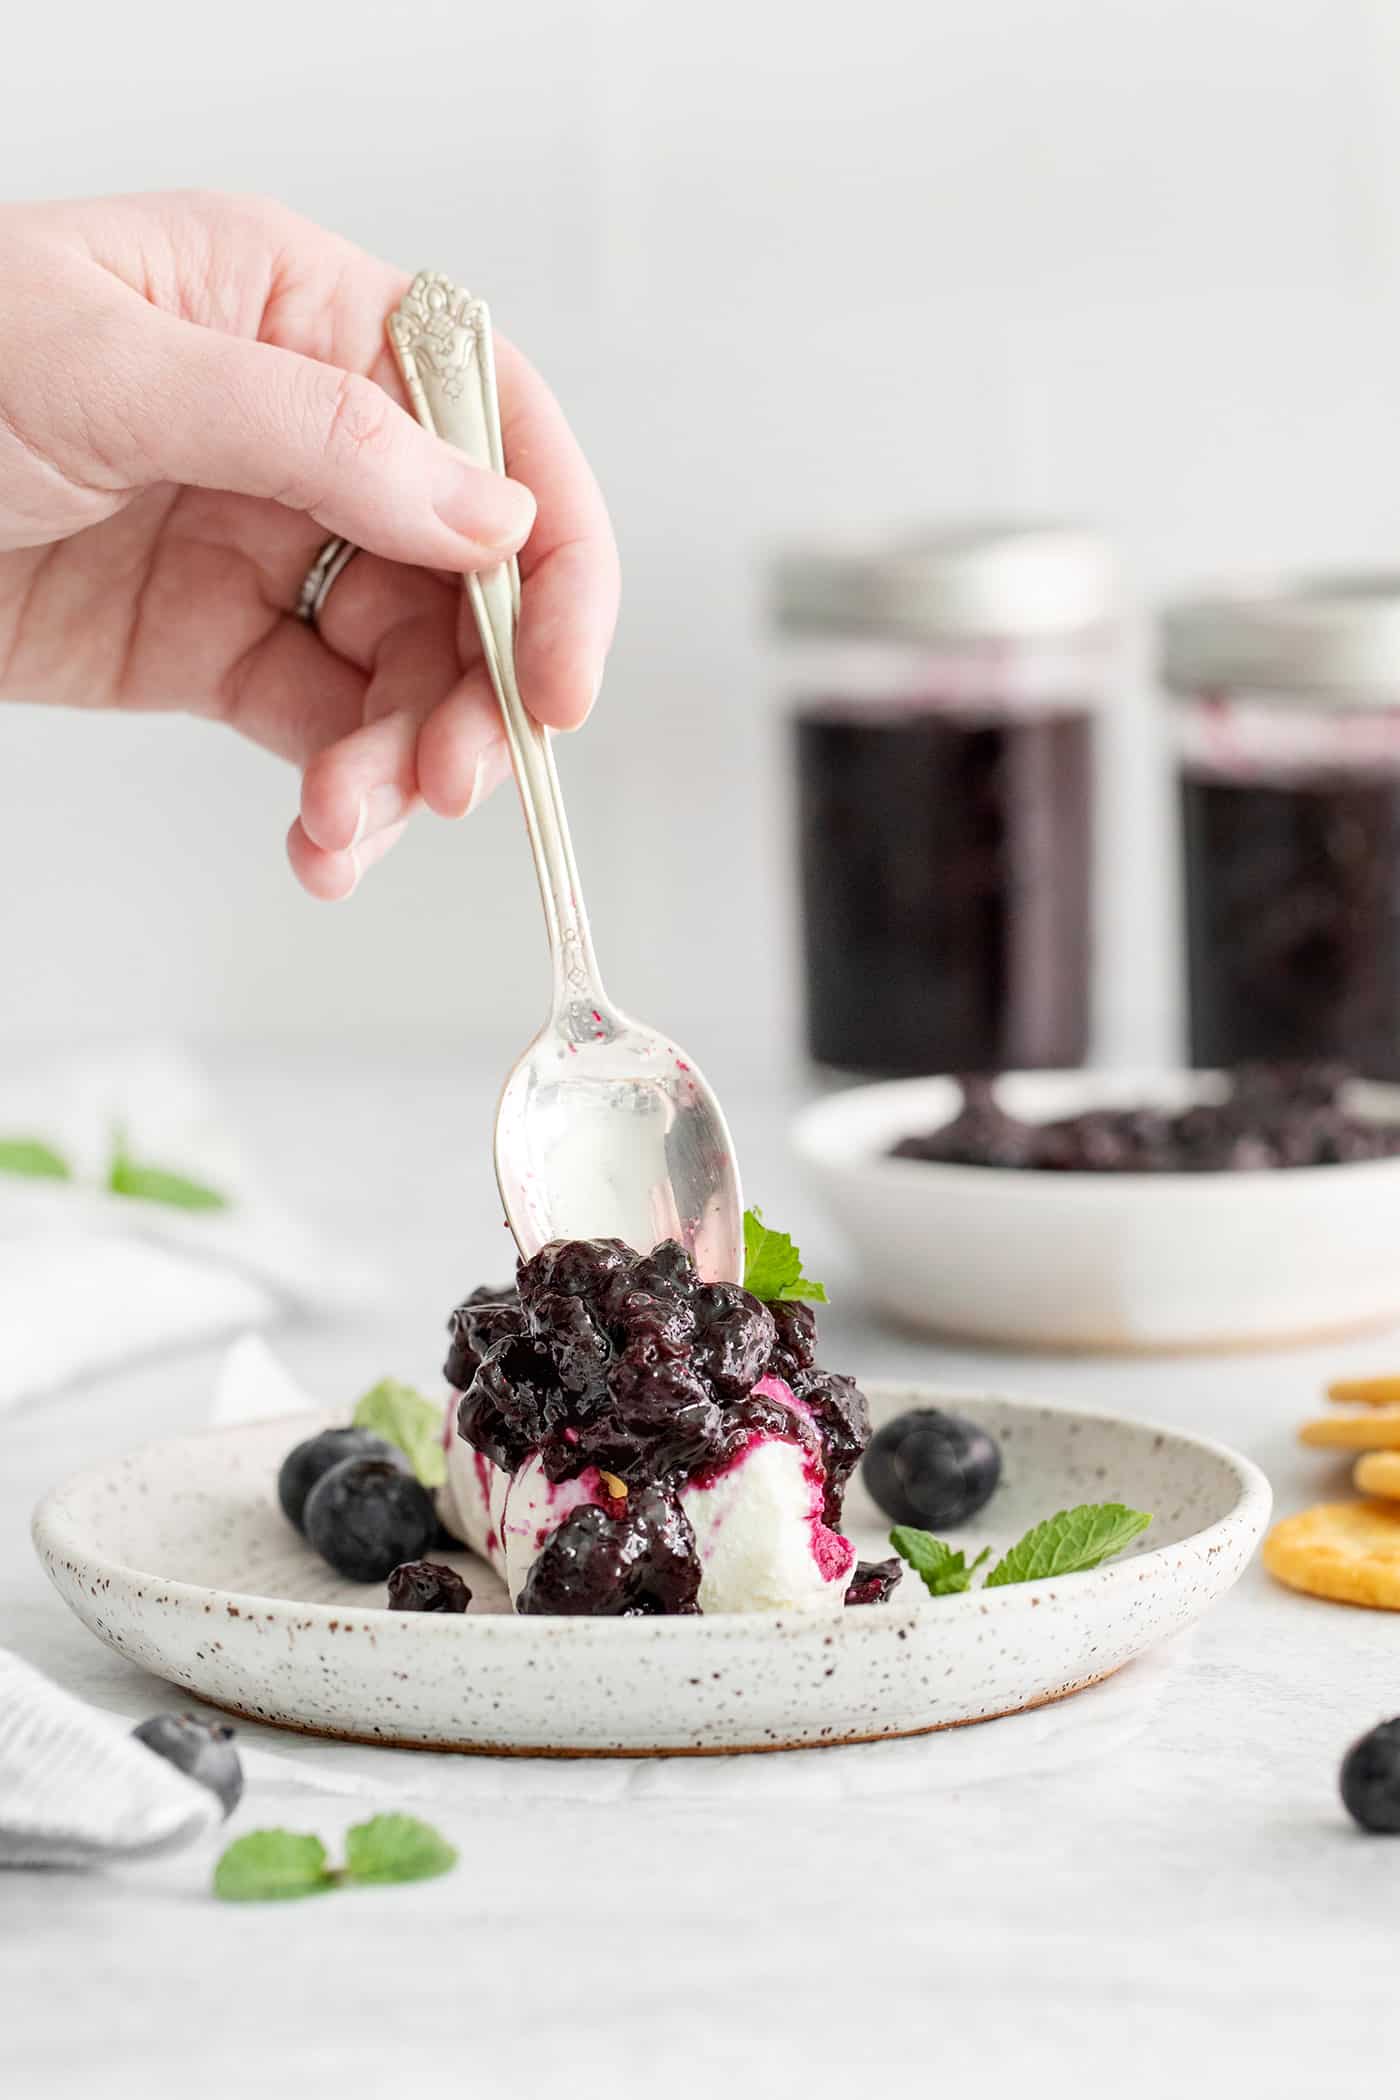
[0,1045,379,1412]
[0,1651,221,1867]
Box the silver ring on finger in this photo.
[295,536,360,630]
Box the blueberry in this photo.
[458,1337,559,1474]
[769,1300,818,1377]
[131,1712,243,1818]
[794,1369,870,1525]
[862,1407,1001,1529]
[516,1485,700,1616]
[303,1456,436,1582]
[1340,1718,1400,1832]
[386,1560,472,1613]
[518,1238,632,1304]
[525,1290,612,1392]
[277,1426,403,1533]
[445,1284,522,1389]
[692,1282,776,1397]
[631,1240,698,1294]
[845,1557,904,1607]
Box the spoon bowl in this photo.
[495,1004,743,1281]
[390,274,744,1281]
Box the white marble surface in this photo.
[3,1045,1398,2100]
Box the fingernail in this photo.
[360,783,408,838]
[353,817,410,875]
[434,467,536,552]
[587,649,608,714]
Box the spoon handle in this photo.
[388,272,604,1025]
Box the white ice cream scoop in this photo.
[389,275,743,1283]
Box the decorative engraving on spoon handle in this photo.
[388,273,599,1013]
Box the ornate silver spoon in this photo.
[389,273,744,1283]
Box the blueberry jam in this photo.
[445,1238,869,1616]
[845,1558,904,1607]
[1183,766,1400,1080]
[386,1560,472,1613]
[794,702,1094,1074]
[892,1067,1400,1173]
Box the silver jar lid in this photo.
[1163,574,1400,706]
[771,523,1115,642]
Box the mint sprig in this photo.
[108,1129,227,1212]
[891,1500,1152,1598]
[214,1830,333,1903]
[214,1815,456,1902]
[0,1138,72,1181]
[352,1379,446,1490]
[889,1529,989,1596]
[984,1503,1152,1587]
[344,1814,458,1885]
[742,1207,828,1304]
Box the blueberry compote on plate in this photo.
[443,1238,870,1616]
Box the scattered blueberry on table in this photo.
[131,1713,244,1818]
[1340,1718,1400,1833]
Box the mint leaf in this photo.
[213,1830,333,1902]
[352,1379,446,1490]
[108,1130,227,1212]
[984,1502,1152,1588]
[741,1207,828,1304]
[344,1814,457,1887]
[0,1138,71,1180]
[890,1527,990,1597]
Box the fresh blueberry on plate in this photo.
[131,1712,243,1818]
[862,1407,1001,1529]
[303,1456,436,1582]
[277,1426,403,1533]
[1340,1717,1400,1832]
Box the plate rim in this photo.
[32,1382,1272,1642]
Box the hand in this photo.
[0,191,619,898]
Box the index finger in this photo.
[494,335,621,732]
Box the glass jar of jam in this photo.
[773,525,1115,1076]
[1166,578,1400,1080]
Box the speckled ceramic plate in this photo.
[33,1385,1269,1755]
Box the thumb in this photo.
[117,307,536,569]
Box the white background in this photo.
[5,0,1400,1078]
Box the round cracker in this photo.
[1300,1407,1400,1450]
[1262,1499,1400,1608]
[1328,1376,1400,1407]
[1355,1450,1400,1501]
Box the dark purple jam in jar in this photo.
[1167,580,1400,1082]
[1182,764,1400,1078]
[775,527,1113,1076]
[794,699,1094,1074]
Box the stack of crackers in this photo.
[1264,1375,1400,1608]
